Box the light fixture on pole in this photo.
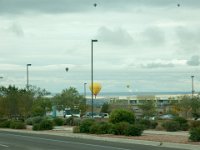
[191,75,194,98]
[26,64,31,90]
[91,39,98,118]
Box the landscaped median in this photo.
[0,109,200,146]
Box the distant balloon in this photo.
[93,3,97,7]
[177,4,180,7]
[126,85,130,88]
[89,82,102,98]
[65,67,69,72]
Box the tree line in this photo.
[0,85,86,119]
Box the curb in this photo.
[0,128,199,150]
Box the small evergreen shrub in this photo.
[65,116,74,126]
[39,119,53,130]
[53,117,64,126]
[32,123,40,131]
[173,117,189,131]
[79,119,95,133]
[25,118,33,125]
[150,121,158,129]
[89,122,113,134]
[190,121,200,128]
[0,120,11,128]
[32,116,43,124]
[124,124,143,136]
[109,109,135,124]
[10,121,26,129]
[137,119,158,129]
[189,127,200,142]
[162,121,180,132]
[113,122,130,135]
[32,119,53,130]
[173,117,187,124]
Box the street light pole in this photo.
[0,77,3,86]
[26,64,31,90]
[84,83,87,98]
[191,75,194,98]
[91,39,98,118]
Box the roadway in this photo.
[0,131,184,150]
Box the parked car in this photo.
[159,114,175,119]
[99,113,109,118]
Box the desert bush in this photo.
[89,122,113,134]
[10,121,26,129]
[32,116,43,124]
[190,121,200,128]
[0,120,11,128]
[137,119,158,129]
[79,119,95,133]
[112,122,130,135]
[65,117,81,126]
[109,109,135,124]
[124,124,143,136]
[162,121,180,132]
[53,117,64,126]
[25,118,33,125]
[32,123,40,131]
[39,119,53,130]
[173,117,189,131]
[189,127,200,142]
[32,119,53,130]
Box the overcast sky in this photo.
[0,0,200,94]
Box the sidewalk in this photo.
[0,127,200,150]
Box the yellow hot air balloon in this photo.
[89,82,102,98]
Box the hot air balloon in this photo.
[89,82,102,98]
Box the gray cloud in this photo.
[141,27,165,46]
[0,0,199,15]
[7,23,24,37]
[176,27,200,54]
[96,27,133,46]
[187,55,200,66]
[142,62,174,69]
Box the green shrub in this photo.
[173,117,189,131]
[189,127,200,142]
[173,117,187,124]
[32,116,43,124]
[0,120,11,128]
[39,119,53,130]
[162,121,180,132]
[150,121,158,129]
[10,121,26,129]
[89,122,113,134]
[109,109,135,124]
[79,119,95,133]
[32,119,53,131]
[25,118,33,125]
[180,123,189,131]
[190,121,200,128]
[53,117,64,126]
[65,116,74,126]
[137,119,158,129]
[124,124,143,136]
[113,122,130,135]
[73,126,80,133]
[32,123,40,131]
[65,117,81,126]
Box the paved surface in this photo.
[0,128,199,150]
[0,131,184,150]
